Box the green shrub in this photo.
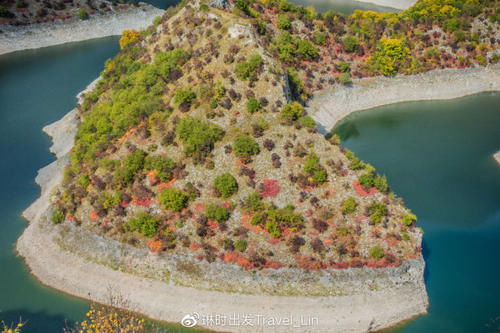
[176,117,224,156]
[214,173,239,198]
[51,208,65,224]
[144,155,175,182]
[358,173,375,188]
[153,16,162,25]
[251,212,265,225]
[245,193,263,211]
[343,36,360,52]
[205,204,230,222]
[155,49,189,81]
[443,18,460,32]
[297,39,318,59]
[277,14,291,29]
[338,72,352,85]
[235,54,263,81]
[345,150,363,170]
[314,31,326,45]
[274,32,318,63]
[160,188,188,211]
[402,213,417,227]
[246,98,261,114]
[78,8,88,20]
[233,135,260,159]
[280,102,303,121]
[475,54,487,66]
[304,152,321,173]
[368,202,388,224]
[234,240,248,252]
[342,197,357,214]
[312,169,327,184]
[128,212,161,237]
[369,246,384,259]
[304,153,327,184]
[174,88,196,105]
[374,175,388,192]
[199,3,209,11]
[78,174,91,188]
[337,227,349,236]
[298,116,316,129]
[338,62,350,73]
[114,150,147,186]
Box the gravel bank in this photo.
[0,4,163,55]
[309,65,500,132]
[17,79,428,332]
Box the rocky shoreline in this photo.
[352,0,417,10]
[494,151,500,165]
[0,3,163,56]
[17,78,428,332]
[309,64,500,132]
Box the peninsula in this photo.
[17,0,499,331]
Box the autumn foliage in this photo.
[119,30,139,50]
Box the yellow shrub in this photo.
[119,30,139,50]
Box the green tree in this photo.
[174,88,196,105]
[128,212,162,237]
[205,204,230,222]
[160,188,188,211]
[280,102,303,121]
[144,155,175,182]
[314,31,326,45]
[246,98,261,114]
[233,135,260,159]
[402,213,417,227]
[176,117,224,156]
[234,239,248,252]
[277,14,291,29]
[78,8,88,20]
[51,208,65,224]
[235,54,263,81]
[343,36,360,52]
[342,197,357,214]
[370,246,384,259]
[214,173,239,198]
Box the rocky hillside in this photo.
[51,0,497,273]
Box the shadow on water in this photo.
[421,238,431,286]
[334,120,360,141]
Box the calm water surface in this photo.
[334,93,500,332]
[1,0,497,332]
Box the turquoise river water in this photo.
[0,1,498,332]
